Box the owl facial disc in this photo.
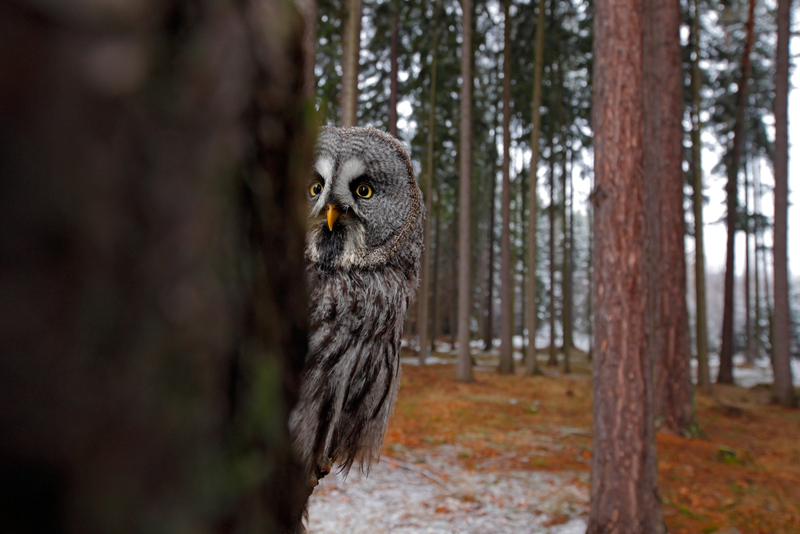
[306,126,423,271]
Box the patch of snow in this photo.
[401,356,456,366]
[307,448,588,534]
[692,354,800,388]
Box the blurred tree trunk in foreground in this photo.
[588,0,664,530]
[0,1,313,532]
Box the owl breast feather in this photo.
[291,265,415,486]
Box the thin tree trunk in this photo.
[499,0,514,374]
[417,0,440,365]
[389,1,399,137]
[588,0,664,529]
[526,0,547,376]
[644,0,695,435]
[340,0,362,127]
[758,194,775,360]
[690,0,711,394]
[587,193,594,361]
[754,162,764,358]
[450,222,458,350]
[719,0,756,384]
[744,161,756,365]
[754,202,762,359]
[431,198,441,352]
[0,1,312,531]
[456,0,473,382]
[519,155,528,361]
[563,143,573,374]
[484,112,499,352]
[771,0,796,406]
[547,140,558,367]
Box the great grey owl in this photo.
[290,126,425,489]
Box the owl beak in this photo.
[326,204,340,231]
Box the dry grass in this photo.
[382,349,800,534]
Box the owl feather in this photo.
[290,127,425,488]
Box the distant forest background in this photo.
[312,0,800,376]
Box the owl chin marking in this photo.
[315,224,346,269]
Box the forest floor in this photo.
[307,348,800,534]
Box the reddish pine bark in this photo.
[588,0,665,530]
[644,0,695,433]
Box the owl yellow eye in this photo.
[355,184,373,198]
[310,182,323,197]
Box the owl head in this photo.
[306,126,424,272]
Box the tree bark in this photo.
[417,0,440,365]
[771,0,796,406]
[340,0,362,127]
[499,0,514,375]
[431,201,441,352]
[562,144,573,374]
[389,0,399,137]
[690,0,711,394]
[644,0,695,434]
[526,0,547,376]
[547,141,559,367]
[456,0,474,382]
[718,0,756,384]
[485,104,500,352]
[744,162,756,365]
[588,0,665,530]
[0,1,312,532]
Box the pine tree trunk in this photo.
[498,0,514,375]
[644,0,695,435]
[389,1,399,137]
[0,1,312,532]
[588,0,664,530]
[547,141,559,367]
[562,144,573,374]
[484,117,498,352]
[744,162,756,365]
[417,1,440,365]
[587,196,594,362]
[758,203,775,360]
[526,0,547,376]
[690,0,711,394]
[450,223,458,350]
[754,165,764,359]
[519,159,528,360]
[719,0,756,384]
[456,0,473,382]
[431,202,441,352]
[771,0,796,406]
[339,0,362,127]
